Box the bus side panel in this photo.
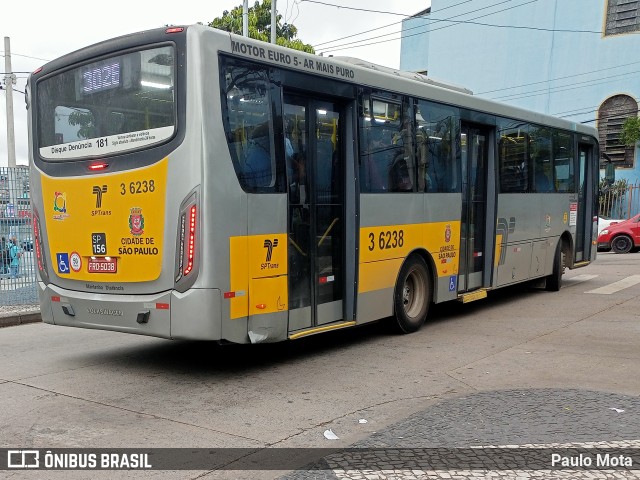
[357,193,462,324]
[494,193,572,287]
[241,194,288,342]
[171,288,222,340]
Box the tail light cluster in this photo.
[175,192,199,284]
[32,208,49,281]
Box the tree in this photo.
[210,0,314,53]
[619,117,640,146]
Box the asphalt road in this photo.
[0,251,639,479]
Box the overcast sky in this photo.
[0,0,430,167]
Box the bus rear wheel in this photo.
[394,255,431,333]
[546,242,565,292]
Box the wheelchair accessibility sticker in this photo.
[57,253,70,274]
[449,275,457,292]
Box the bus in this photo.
[27,25,598,343]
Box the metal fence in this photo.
[0,166,37,306]
[600,180,640,221]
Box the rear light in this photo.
[183,205,197,276]
[165,27,184,34]
[175,193,199,283]
[88,162,109,171]
[32,208,48,277]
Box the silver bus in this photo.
[27,24,598,342]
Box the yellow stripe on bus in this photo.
[358,221,461,293]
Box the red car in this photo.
[597,213,640,253]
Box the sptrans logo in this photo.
[262,238,280,270]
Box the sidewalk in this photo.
[0,304,41,328]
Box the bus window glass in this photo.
[530,126,554,192]
[221,58,278,191]
[359,95,414,193]
[54,106,95,144]
[414,100,460,193]
[37,46,176,160]
[553,131,575,192]
[498,121,528,193]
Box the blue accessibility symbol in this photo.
[449,275,457,292]
[57,253,70,274]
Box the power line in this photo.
[311,0,524,51]
[312,0,472,48]
[477,60,640,96]
[1,51,50,62]
[492,68,640,100]
[313,0,553,53]
[489,70,640,102]
[304,0,614,54]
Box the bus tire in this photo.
[394,255,431,333]
[546,243,565,292]
[611,235,633,254]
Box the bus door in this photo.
[576,142,594,262]
[459,124,489,292]
[284,94,346,331]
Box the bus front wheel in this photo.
[546,243,565,292]
[394,255,431,333]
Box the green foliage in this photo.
[210,0,314,53]
[599,177,628,218]
[619,117,640,146]
[68,110,95,140]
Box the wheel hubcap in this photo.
[403,269,425,319]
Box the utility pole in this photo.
[3,36,18,226]
[3,36,16,168]
[242,0,248,37]
[271,0,277,44]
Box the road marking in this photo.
[585,274,640,294]
[564,274,598,286]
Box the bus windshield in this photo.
[36,45,176,161]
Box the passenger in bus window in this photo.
[362,130,390,192]
[390,155,413,192]
[245,123,273,188]
[535,167,552,192]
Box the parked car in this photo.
[21,237,33,252]
[597,213,640,253]
[598,216,622,235]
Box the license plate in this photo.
[88,257,117,273]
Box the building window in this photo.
[605,0,640,36]
[598,95,638,168]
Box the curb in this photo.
[0,312,42,328]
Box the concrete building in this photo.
[400,0,640,185]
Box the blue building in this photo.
[400,0,640,186]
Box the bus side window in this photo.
[530,126,554,192]
[553,131,575,193]
[498,124,528,193]
[220,58,280,192]
[414,100,460,193]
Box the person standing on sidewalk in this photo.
[9,236,22,279]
